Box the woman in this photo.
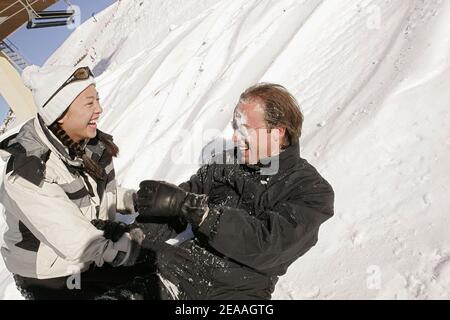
[0,65,144,299]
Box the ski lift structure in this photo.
[21,0,75,29]
[0,0,76,40]
[0,0,76,131]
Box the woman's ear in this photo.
[57,109,69,125]
[57,113,67,125]
[56,104,72,125]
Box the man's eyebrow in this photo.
[85,95,99,100]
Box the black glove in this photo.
[91,219,129,242]
[135,180,209,227]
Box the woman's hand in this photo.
[91,219,128,242]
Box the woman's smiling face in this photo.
[57,85,102,143]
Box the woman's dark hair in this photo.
[49,122,119,180]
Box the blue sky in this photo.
[0,0,116,123]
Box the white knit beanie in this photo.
[22,65,96,126]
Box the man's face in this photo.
[232,100,284,164]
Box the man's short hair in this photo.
[239,83,304,147]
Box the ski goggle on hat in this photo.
[42,67,94,109]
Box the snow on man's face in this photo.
[232,99,282,164]
[57,85,102,143]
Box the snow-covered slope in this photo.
[1,0,449,299]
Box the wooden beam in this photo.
[0,0,59,41]
[0,52,37,122]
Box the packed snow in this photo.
[1,0,449,299]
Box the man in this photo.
[101,83,335,300]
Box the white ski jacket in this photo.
[0,117,136,279]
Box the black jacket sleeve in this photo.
[178,164,213,194]
[195,181,334,272]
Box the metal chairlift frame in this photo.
[19,0,75,29]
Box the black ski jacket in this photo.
[138,143,334,299]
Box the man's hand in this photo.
[135,180,186,217]
[135,180,209,227]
